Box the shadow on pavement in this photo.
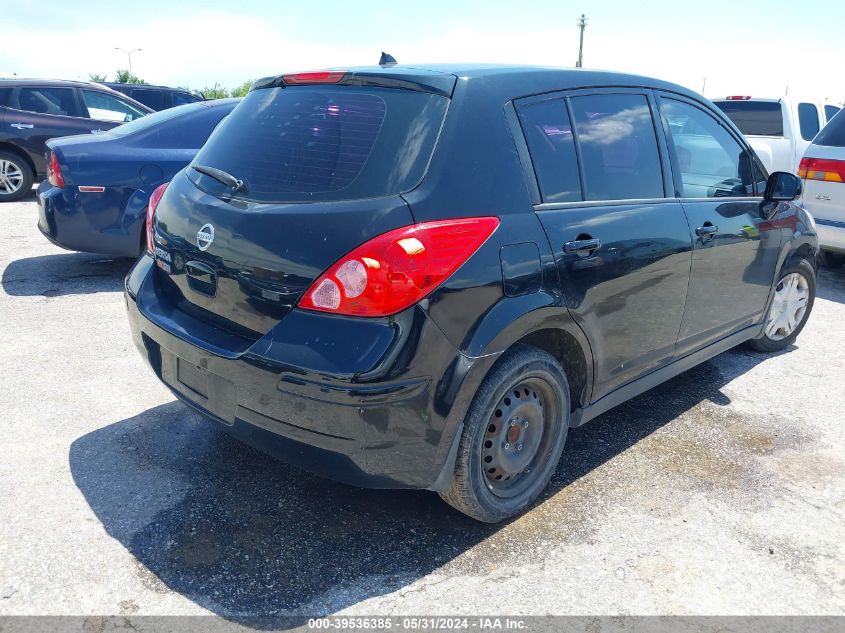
[817,265,845,304]
[70,348,773,623]
[1,252,133,297]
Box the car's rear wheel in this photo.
[820,250,845,269]
[439,345,569,523]
[0,151,34,203]
[748,259,816,352]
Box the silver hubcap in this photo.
[0,159,24,194]
[765,272,809,341]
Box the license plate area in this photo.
[177,358,208,398]
[159,348,238,424]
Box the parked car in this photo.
[0,79,152,202]
[125,66,817,523]
[100,82,204,111]
[712,96,841,175]
[798,107,845,268]
[36,98,239,257]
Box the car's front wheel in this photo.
[439,345,570,523]
[0,151,34,203]
[748,259,816,352]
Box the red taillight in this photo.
[798,157,845,183]
[145,182,169,255]
[298,217,500,317]
[726,95,752,100]
[282,71,346,85]
[48,152,64,188]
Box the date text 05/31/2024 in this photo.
[307,617,528,630]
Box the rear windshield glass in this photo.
[714,101,784,137]
[107,102,204,137]
[814,108,845,147]
[187,86,448,203]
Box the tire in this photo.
[0,151,34,203]
[439,344,570,523]
[748,259,816,352]
[819,250,845,269]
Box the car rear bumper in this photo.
[125,254,481,490]
[36,181,145,257]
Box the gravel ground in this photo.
[1,192,843,619]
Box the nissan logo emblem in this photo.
[196,224,215,251]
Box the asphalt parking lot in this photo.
[1,191,844,619]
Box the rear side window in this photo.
[714,101,784,136]
[814,109,845,147]
[662,99,754,198]
[0,87,12,107]
[189,86,448,203]
[517,98,581,203]
[130,89,166,111]
[16,87,78,116]
[825,105,840,121]
[569,93,664,201]
[798,103,820,141]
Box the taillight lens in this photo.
[145,182,169,255]
[48,152,64,188]
[299,217,500,317]
[282,71,346,85]
[798,157,845,183]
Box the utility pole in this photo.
[576,14,587,68]
[114,47,142,75]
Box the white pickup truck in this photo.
[712,96,841,175]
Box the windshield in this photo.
[187,85,449,203]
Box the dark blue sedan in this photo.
[37,98,239,257]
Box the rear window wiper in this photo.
[192,164,244,192]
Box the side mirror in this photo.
[764,171,802,202]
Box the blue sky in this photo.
[4,0,844,101]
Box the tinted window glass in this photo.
[189,86,448,203]
[0,87,12,107]
[16,87,77,116]
[82,89,146,122]
[824,105,840,121]
[569,93,663,201]
[814,108,845,147]
[798,103,820,141]
[173,92,201,106]
[714,101,784,136]
[518,98,581,202]
[663,99,754,198]
[130,89,166,111]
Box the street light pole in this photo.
[576,14,587,68]
[114,48,142,75]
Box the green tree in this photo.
[115,69,148,85]
[231,80,253,98]
[88,73,108,82]
[201,82,230,99]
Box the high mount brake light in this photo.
[145,182,170,256]
[726,96,752,100]
[299,217,500,317]
[798,157,845,183]
[48,152,64,188]
[282,71,347,85]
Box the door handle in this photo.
[695,223,718,240]
[563,238,602,255]
[11,123,34,129]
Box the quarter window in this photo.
[798,103,820,141]
[662,99,754,198]
[569,93,664,201]
[517,98,581,203]
[81,89,146,122]
[824,105,840,122]
[16,87,77,116]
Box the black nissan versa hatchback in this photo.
[125,65,818,522]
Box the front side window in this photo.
[662,99,754,198]
[798,103,820,141]
[16,87,77,116]
[81,89,146,122]
[569,93,664,201]
[517,98,581,203]
[824,105,840,122]
[129,89,166,111]
[173,92,201,106]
